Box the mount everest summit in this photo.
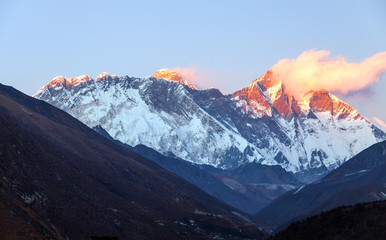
[34,69,386,181]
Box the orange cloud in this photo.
[171,66,204,88]
[373,117,386,128]
[171,66,244,94]
[272,50,386,99]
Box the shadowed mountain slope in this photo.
[0,178,64,240]
[0,83,266,239]
[255,140,386,230]
[93,125,299,215]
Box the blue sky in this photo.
[1,0,385,124]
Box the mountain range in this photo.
[34,69,386,182]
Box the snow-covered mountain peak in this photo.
[252,69,281,90]
[49,76,68,88]
[152,68,198,89]
[35,74,93,95]
[302,90,362,120]
[96,72,118,82]
[232,70,363,121]
[232,70,300,119]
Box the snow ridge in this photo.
[34,71,386,178]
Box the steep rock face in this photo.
[34,70,386,179]
[233,70,301,119]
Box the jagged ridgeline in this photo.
[34,69,385,181]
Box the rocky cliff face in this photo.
[34,70,385,180]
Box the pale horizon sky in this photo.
[1,0,385,124]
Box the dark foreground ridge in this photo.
[271,201,386,240]
[0,83,267,239]
[255,140,386,229]
[93,125,300,216]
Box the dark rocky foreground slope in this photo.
[0,83,267,239]
[94,125,300,215]
[0,178,64,240]
[271,201,386,240]
[255,140,386,230]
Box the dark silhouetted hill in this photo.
[271,201,386,240]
